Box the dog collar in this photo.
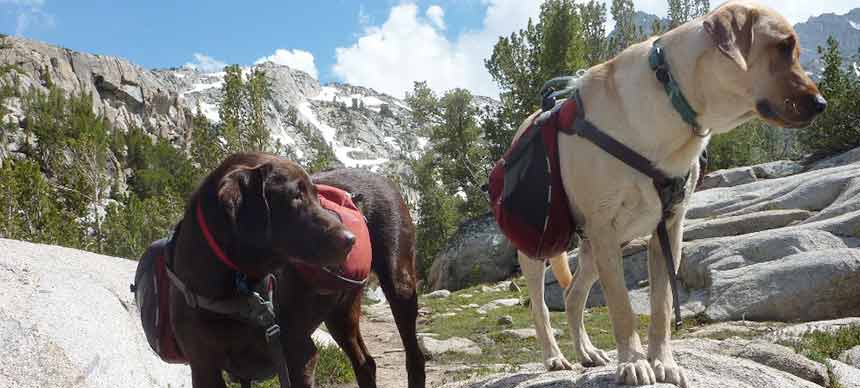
[196,201,243,273]
[649,39,705,134]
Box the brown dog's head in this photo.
[701,1,826,128]
[216,159,355,271]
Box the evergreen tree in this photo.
[218,65,273,153]
[0,159,80,246]
[411,153,460,281]
[190,104,225,175]
[610,0,637,56]
[579,0,609,65]
[486,0,587,125]
[668,0,708,29]
[798,37,860,156]
[219,64,244,153]
[101,191,183,259]
[245,68,271,151]
[404,81,440,129]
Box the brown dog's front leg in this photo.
[190,362,227,388]
[285,335,318,388]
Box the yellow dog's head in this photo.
[701,1,826,129]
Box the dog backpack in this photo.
[488,98,579,260]
[131,238,186,364]
[291,184,373,291]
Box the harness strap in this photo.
[568,90,684,331]
[165,217,292,385]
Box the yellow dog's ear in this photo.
[703,4,757,71]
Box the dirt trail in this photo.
[338,302,450,388]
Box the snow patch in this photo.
[850,20,860,30]
[172,72,186,79]
[296,101,337,144]
[334,146,388,168]
[185,81,223,95]
[199,102,220,123]
[417,136,429,150]
[312,86,340,102]
[352,94,385,107]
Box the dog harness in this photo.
[161,204,290,387]
[530,41,700,331]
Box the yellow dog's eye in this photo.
[778,37,795,57]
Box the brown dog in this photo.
[169,152,425,388]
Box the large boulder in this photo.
[0,239,189,388]
[703,248,860,322]
[699,166,758,190]
[428,213,517,292]
[540,148,860,324]
[441,339,822,388]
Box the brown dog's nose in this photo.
[812,94,827,114]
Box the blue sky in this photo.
[2,0,858,98]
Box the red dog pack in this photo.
[132,239,186,364]
[488,98,579,260]
[291,184,373,290]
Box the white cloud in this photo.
[2,0,53,35]
[427,5,445,30]
[0,0,45,5]
[333,1,542,99]
[333,0,858,99]
[183,53,227,73]
[254,49,319,79]
[358,4,371,26]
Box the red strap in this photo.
[196,201,241,272]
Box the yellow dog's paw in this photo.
[543,356,574,371]
[616,358,656,386]
[575,343,610,367]
[652,359,688,388]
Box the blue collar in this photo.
[648,39,704,134]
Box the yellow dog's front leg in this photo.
[588,222,655,386]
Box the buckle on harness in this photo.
[265,324,281,343]
[248,292,276,327]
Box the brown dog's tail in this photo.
[548,253,573,289]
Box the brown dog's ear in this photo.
[217,163,274,246]
[703,5,757,71]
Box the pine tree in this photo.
[219,64,244,153]
[610,0,637,55]
[190,104,225,175]
[245,68,271,151]
[486,0,588,125]
[579,0,608,65]
[798,37,860,156]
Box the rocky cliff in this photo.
[0,34,496,171]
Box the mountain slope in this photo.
[1,35,497,172]
[794,8,860,70]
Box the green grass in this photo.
[789,326,860,364]
[418,278,661,367]
[225,345,355,388]
[314,344,356,386]
[783,326,860,388]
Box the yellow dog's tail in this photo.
[548,253,573,289]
